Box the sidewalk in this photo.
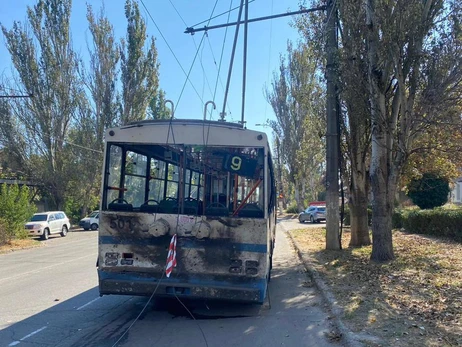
[278,217,373,347]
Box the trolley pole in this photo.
[325,0,340,250]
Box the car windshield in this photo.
[88,211,98,218]
[30,214,48,222]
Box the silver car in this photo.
[25,211,70,240]
[299,206,326,223]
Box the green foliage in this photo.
[0,219,8,245]
[401,209,462,242]
[120,0,160,124]
[407,173,450,209]
[286,203,300,214]
[342,207,372,226]
[0,184,36,243]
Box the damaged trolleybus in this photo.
[97,119,276,304]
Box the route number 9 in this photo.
[230,156,242,171]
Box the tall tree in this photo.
[365,0,462,261]
[64,4,122,217]
[267,42,326,212]
[1,0,80,209]
[120,0,161,124]
[337,0,372,247]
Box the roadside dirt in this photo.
[0,239,43,254]
[289,226,462,347]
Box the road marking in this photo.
[77,297,101,311]
[0,254,94,283]
[8,326,47,346]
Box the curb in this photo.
[279,222,363,347]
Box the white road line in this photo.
[76,297,101,311]
[8,326,47,346]
[0,254,94,283]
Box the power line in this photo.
[174,0,220,112]
[210,0,235,119]
[139,0,204,105]
[263,0,274,119]
[168,0,216,111]
[188,0,256,29]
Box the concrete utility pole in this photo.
[325,0,341,250]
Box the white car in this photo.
[79,210,99,231]
[25,211,70,240]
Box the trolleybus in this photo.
[97,118,276,304]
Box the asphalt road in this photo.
[0,219,339,347]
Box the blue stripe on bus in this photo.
[99,235,267,253]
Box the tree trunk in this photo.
[349,191,370,247]
[370,122,395,261]
[294,180,304,212]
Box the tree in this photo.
[120,0,161,124]
[0,183,36,243]
[407,173,450,209]
[337,0,372,247]
[266,42,326,212]
[365,0,462,261]
[148,89,171,119]
[1,0,81,209]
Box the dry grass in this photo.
[290,227,462,347]
[0,238,43,254]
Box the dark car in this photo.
[299,205,326,223]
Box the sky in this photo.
[0,0,304,135]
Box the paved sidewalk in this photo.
[278,217,366,347]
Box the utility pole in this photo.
[325,0,340,250]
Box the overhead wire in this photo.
[263,0,274,120]
[189,0,256,29]
[210,0,235,121]
[168,0,215,114]
[173,0,220,112]
[139,0,204,105]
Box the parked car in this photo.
[79,210,99,231]
[299,205,326,223]
[25,211,70,240]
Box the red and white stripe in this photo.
[165,234,177,278]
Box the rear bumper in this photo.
[98,270,267,304]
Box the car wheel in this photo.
[90,223,98,231]
[41,228,49,240]
[298,217,303,223]
[60,225,68,237]
[84,228,89,231]
[310,215,314,223]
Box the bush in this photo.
[407,173,450,209]
[401,209,462,241]
[0,183,36,241]
[286,203,300,214]
[342,207,372,226]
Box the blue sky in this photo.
[0,0,303,134]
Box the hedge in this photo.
[400,209,462,241]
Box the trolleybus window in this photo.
[103,143,265,218]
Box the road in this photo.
[0,219,340,347]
